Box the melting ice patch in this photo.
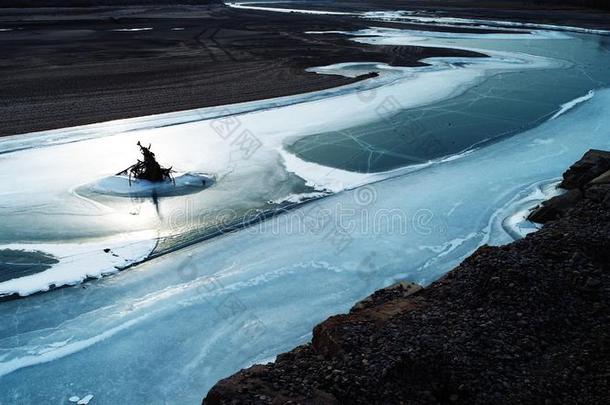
[278,148,375,193]
[84,172,214,197]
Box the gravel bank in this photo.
[204,151,610,404]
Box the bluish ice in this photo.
[1,7,610,404]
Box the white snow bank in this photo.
[226,2,355,15]
[0,231,157,297]
[308,26,571,41]
[111,28,153,32]
[550,90,595,120]
[500,180,564,240]
[77,395,94,405]
[361,11,610,35]
[227,3,610,34]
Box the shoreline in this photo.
[3,1,609,137]
[0,2,482,137]
[248,0,610,31]
[204,149,610,404]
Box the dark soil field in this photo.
[0,1,608,136]
[0,2,481,137]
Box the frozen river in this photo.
[1,5,610,404]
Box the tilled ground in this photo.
[0,3,482,136]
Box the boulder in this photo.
[559,149,610,190]
[527,189,582,223]
[589,169,610,185]
[312,281,423,359]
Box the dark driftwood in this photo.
[118,142,174,185]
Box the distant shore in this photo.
[259,0,610,30]
[3,1,609,137]
[0,2,484,137]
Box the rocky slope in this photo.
[204,150,610,404]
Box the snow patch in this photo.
[0,232,157,297]
[228,3,609,34]
[550,90,595,120]
[227,2,355,15]
[500,180,564,240]
[111,28,153,32]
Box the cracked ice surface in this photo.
[1,87,609,403]
[0,23,571,297]
[291,27,610,173]
[1,15,610,404]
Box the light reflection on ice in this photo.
[0,24,564,296]
[1,88,609,403]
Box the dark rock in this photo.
[589,170,610,185]
[559,149,610,190]
[584,169,610,203]
[527,189,582,223]
[351,281,422,311]
[585,183,610,203]
[310,389,340,404]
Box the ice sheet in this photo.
[0,24,561,296]
[1,11,610,403]
[1,88,609,403]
